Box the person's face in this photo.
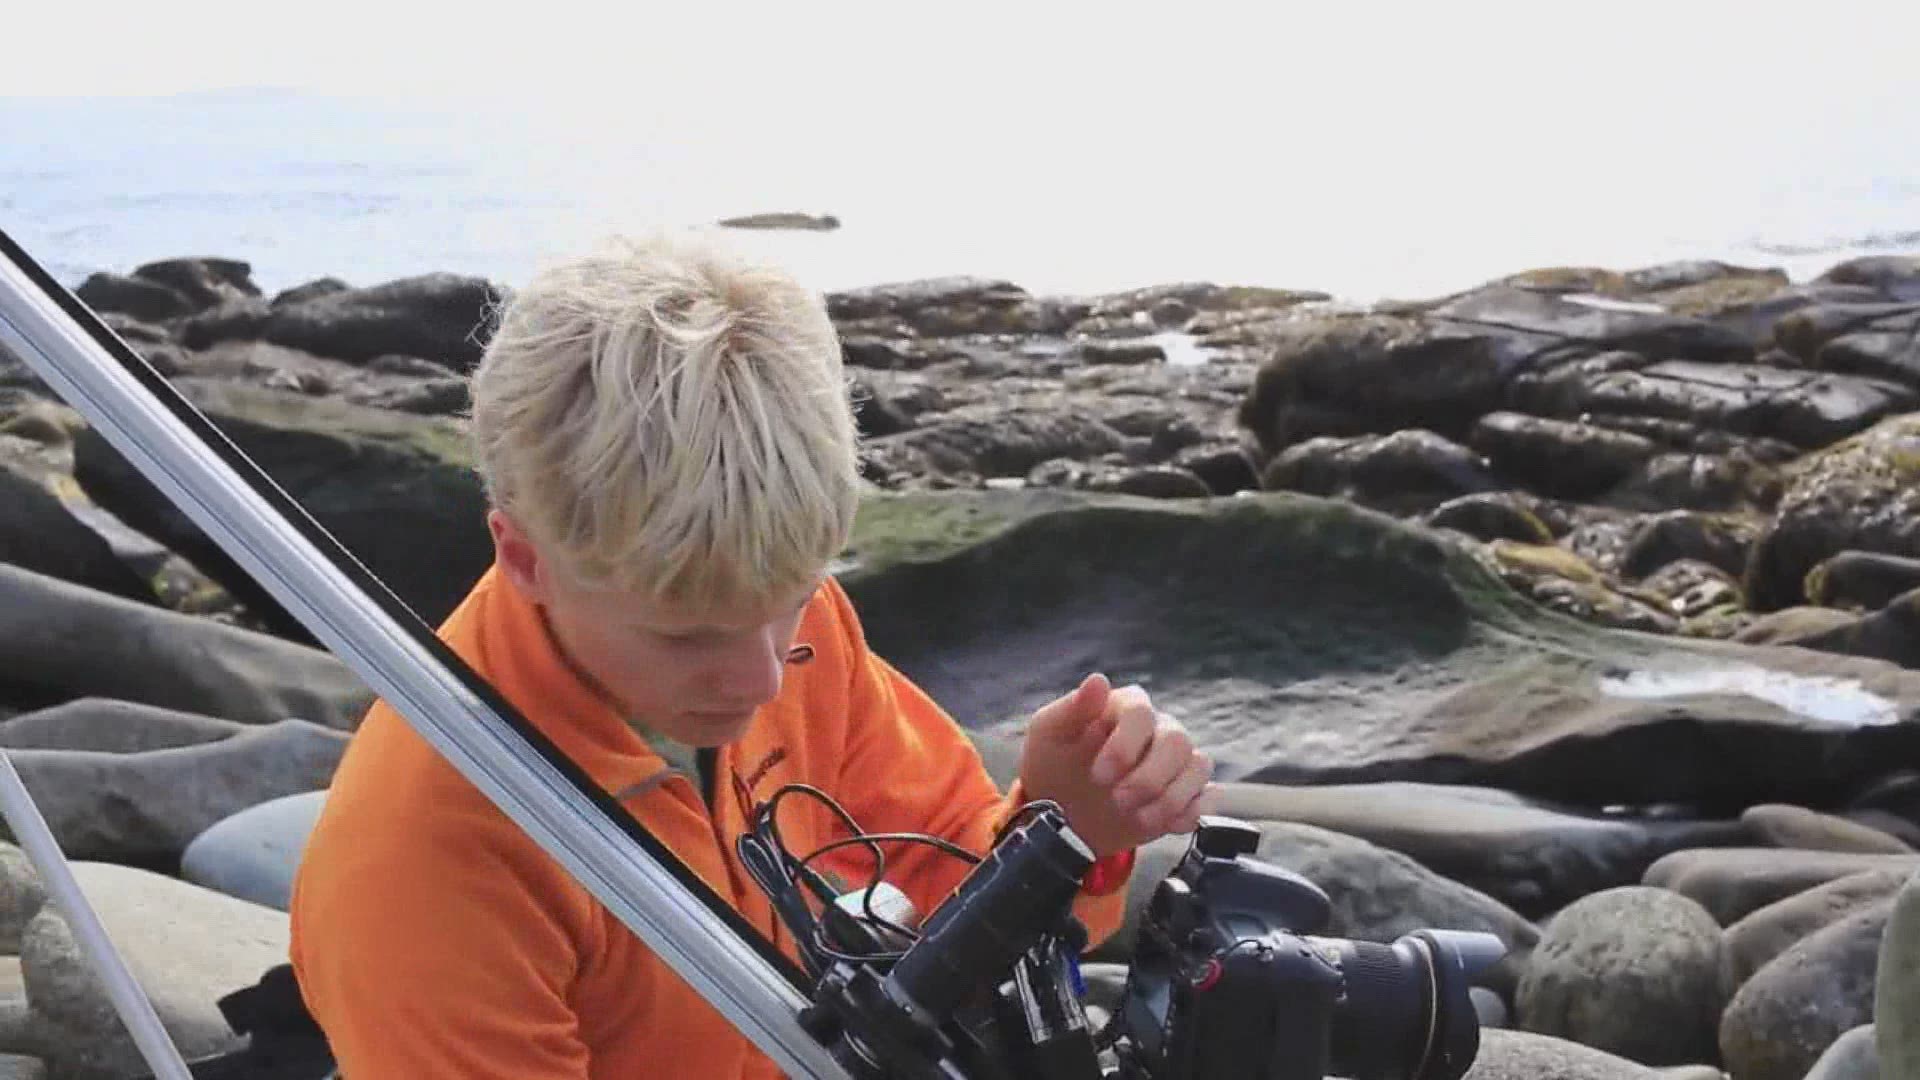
[489,510,816,747]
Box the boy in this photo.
[289,233,1214,1078]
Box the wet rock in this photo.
[1724,868,1908,985]
[73,273,198,323]
[1607,451,1781,514]
[1808,551,1920,611]
[1793,587,1920,669]
[1169,443,1258,495]
[1876,870,1920,1079]
[846,491,1920,813]
[0,561,370,729]
[1262,429,1499,513]
[1073,339,1165,365]
[1805,1024,1879,1080]
[130,257,259,310]
[1818,256,1920,302]
[261,272,503,371]
[268,277,350,308]
[1619,511,1759,581]
[1642,849,1918,924]
[1425,492,1555,545]
[175,297,274,350]
[1025,458,1211,499]
[1741,804,1913,855]
[0,462,158,607]
[1208,781,1745,919]
[863,407,1130,481]
[1732,606,1862,647]
[1516,887,1729,1066]
[1718,900,1889,1080]
[1745,413,1920,610]
[827,277,1084,337]
[74,378,494,634]
[1636,560,1742,620]
[1470,412,1658,499]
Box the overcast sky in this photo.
[6,2,1912,157]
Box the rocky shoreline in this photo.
[0,252,1918,1077]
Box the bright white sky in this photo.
[5,1,1913,149]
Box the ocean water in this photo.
[3,87,1918,305]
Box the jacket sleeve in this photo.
[818,579,1130,948]
[289,815,595,1079]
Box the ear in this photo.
[488,508,553,605]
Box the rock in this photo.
[1470,412,1658,499]
[73,273,197,323]
[1,719,345,863]
[826,277,1084,338]
[0,463,158,606]
[1262,430,1500,513]
[863,407,1129,482]
[715,211,839,231]
[1073,339,1165,365]
[1425,493,1555,545]
[131,257,259,310]
[260,272,502,371]
[1732,606,1862,647]
[1805,1024,1879,1080]
[1724,868,1909,986]
[1794,588,1920,669]
[0,562,369,728]
[1718,900,1888,1080]
[1608,451,1781,514]
[1818,257,1920,301]
[0,699,247,753]
[1808,551,1920,611]
[1464,1028,1676,1079]
[0,847,45,954]
[1516,887,1728,1066]
[1740,804,1913,855]
[1092,819,1539,987]
[269,278,350,308]
[1745,413,1920,611]
[842,490,1920,811]
[175,297,274,350]
[1514,356,1914,451]
[1207,781,1745,918]
[1877,871,1920,1079]
[1619,511,1757,581]
[840,336,972,371]
[74,377,494,635]
[17,862,287,1080]
[1169,443,1258,495]
[1025,459,1211,499]
[181,790,327,910]
[1637,560,1742,620]
[1643,848,1918,924]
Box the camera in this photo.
[1111,815,1505,1080]
[780,809,1504,1080]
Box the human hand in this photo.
[1017,673,1214,858]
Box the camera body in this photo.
[1110,817,1502,1080]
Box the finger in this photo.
[1138,755,1214,835]
[1162,778,1219,837]
[1029,672,1110,744]
[1110,716,1193,811]
[1089,687,1154,785]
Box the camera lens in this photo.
[1317,929,1505,1080]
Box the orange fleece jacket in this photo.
[288,566,1130,1079]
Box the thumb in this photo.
[1029,672,1111,744]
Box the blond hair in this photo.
[468,232,860,607]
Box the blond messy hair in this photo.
[468,232,860,607]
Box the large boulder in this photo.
[1876,871,1920,1079]
[0,562,370,728]
[73,377,493,636]
[841,490,1920,811]
[1719,900,1889,1080]
[1515,887,1729,1066]
[260,272,502,370]
[1746,413,1920,611]
[13,862,287,1080]
[0,462,156,607]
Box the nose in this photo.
[705,626,788,710]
